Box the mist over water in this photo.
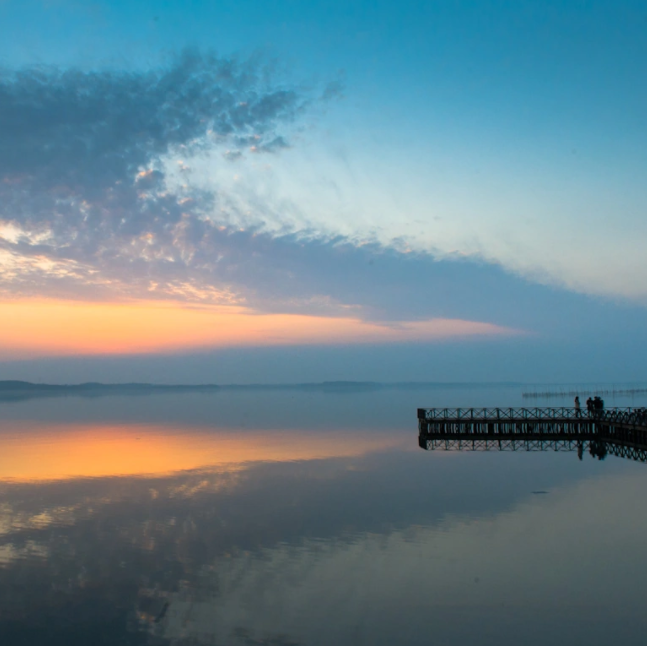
[1,384,647,645]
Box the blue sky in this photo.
[0,0,645,382]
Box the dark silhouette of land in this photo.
[0,380,220,403]
[0,380,523,403]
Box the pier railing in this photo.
[417,407,647,425]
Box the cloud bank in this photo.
[0,51,484,324]
[1,49,644,354]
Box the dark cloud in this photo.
[320,79,345,102]
[0,50,316,303]
[250,135,291,153]
[0,50,303,190]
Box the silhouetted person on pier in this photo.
[586,397,593,416]
[574,396,581,417]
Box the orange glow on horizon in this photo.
[0,423,410,482]
[0,298,517,357]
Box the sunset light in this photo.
[0,422,409,482]
[0,299,516,358]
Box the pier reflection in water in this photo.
[1,389,647,645]
[420,436,647,462]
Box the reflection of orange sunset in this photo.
[0,423,411,482]
[0,299,515,358]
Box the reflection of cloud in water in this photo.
[0,422,410,481]
[142,470,647,645]
[1,450,647,644]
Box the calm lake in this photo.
[1,384,646,645]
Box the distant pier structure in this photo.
[417,407,647,463]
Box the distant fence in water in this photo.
[417,407,647,463]
[521,387,647,399]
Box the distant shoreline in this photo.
[1,381,645,404]
[0,380,534,403]
[0,379,523,393]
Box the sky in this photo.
[0,0,645,384]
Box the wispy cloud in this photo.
[0,50,325,303]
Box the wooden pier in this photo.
[417,407,647,463]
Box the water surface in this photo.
[1,385,646,645]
